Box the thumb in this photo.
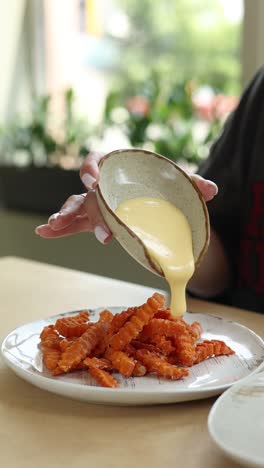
[191,174,218,202]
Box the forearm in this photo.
[188,228,232,298]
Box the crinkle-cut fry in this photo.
[52,360,87,376]
[92,342,107,358]
[132,361,147,377]
[105,349,136,377]
[131,340,158,353]
[109,307,136,335]
[83,357,113,371]
[194,340,235,364]
[152,316,202,343]
[92,327,115,357]
[59,337,79,352]
[183,321,203,343]
[140,318,187,342]
[89,367,119,388]
[41,327,61,350]
[190,322,203,342]
[43,347,61,371]
[154,308,177,321]
[154,309,190,331]
[210,340,235,356]
[52,366,64,376]
[93,308,136,357]
[136,349,189,380]
[55,311,90,338]
[40,325,55,340]
[171,332,197,367]
[124,343,137,357]
[151,335,174,355]
[58,310,113,372]
[109,293,164,351]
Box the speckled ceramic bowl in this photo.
[95,149,210,277]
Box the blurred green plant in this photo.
[110,0,242,95]
[0,88,91,168]
[0,76,238,170]
[101,73,236,165]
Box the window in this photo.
[0,0,244,170]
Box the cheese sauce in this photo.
[116,197,194,316]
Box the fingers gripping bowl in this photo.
[95,149,210,277]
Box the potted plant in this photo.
[0,89,90,214]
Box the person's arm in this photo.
[188,228,232,298]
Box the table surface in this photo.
[1,256,263,468]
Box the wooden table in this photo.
[1,256,263,468]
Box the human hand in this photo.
[35,152,112,243]
[35,152,217,243]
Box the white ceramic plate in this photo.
[208,369,264,467]
[1,308,264,406]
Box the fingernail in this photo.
[81,173,96,190]
[35,225,44,234]
[94,225,110,244]
[48,212,60,224]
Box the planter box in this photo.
[0,166,84,214]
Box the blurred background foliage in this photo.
[107,0,241,94]
[0,0,241,170]
[0,89,90,168]
[101,72,237,165]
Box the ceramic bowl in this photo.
[95,148,210,277]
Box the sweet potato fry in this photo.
[40,326,61,350]
[55,311,90,338]
[105,349,136,377]
[89,367,119,388]
[109,293,164,351]
[136,349,189,380]
[170,332,197,367]
[139,318,186,342]
[83,356,113,371]
[194,339,235,364]
[58,310,113,372]
[43,347,61,371]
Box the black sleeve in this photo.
[198,65,264,272]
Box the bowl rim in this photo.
[96,148,210,276]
